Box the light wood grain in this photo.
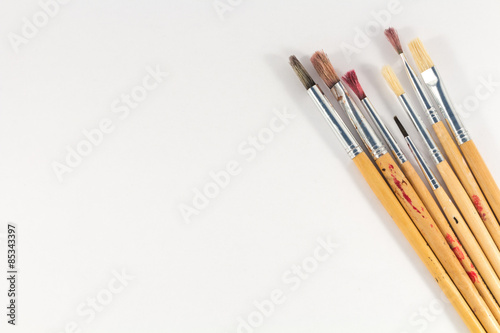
[460,139,500,224]
[352,152,485,332]
[375,152,498,331]
[434,186,500,314]
[401,160,500,321]
[433,121,500,250]
[437,160,500,278]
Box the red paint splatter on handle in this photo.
[467,271,479,283]
[445,234,455,243]
[388,165,422,215]
[452,246,465,261]
[472,195,487,221]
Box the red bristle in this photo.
[342,70,366,100]
[384,27,403,54]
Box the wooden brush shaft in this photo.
[433,121,500,249]
[376,152,498,331]
[461,139,500,223]
[352,152,484,332]
[437,159,500,278]
[433,187,500,322]
[401,161,500,322]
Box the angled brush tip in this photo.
[289,55,315,90]
[342,70,366,100]
[381,65,404,96]
[394,116,408,138]
[384,27,403,54]
[408,38,434,72]
[310,51,340,89]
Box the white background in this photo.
[1,0,500,332]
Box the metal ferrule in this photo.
[360,97,407,164]
[331,82,387,160]
[400,53,440,124]
[421,67,471,144]
[307,85,363,159]
[405,135,441,190]
[398,93,444,165]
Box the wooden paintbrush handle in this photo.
[434,186,500,321]
[376,152,498,331]
[352,152,485,332]
[460,139,500,222]
[437,160,500,277]
[433,121,500,249]
[401,161,500,321]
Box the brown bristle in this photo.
[310,51,340,89]
[289,55,315,90]
[342,70,366,100]
[408,38,434,72]
[384,27,403,54]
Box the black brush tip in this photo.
[394,116,408,137]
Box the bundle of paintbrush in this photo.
[287,27,500,332]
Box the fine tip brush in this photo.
[393,116,500,323]
[376,66,500,321]
[407,37,500,249]
[309,51,498,332]
[381,64,500,281]
[288,55,484,332]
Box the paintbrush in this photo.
[309,51,499,332]
[384,28,500,254]
[408,37,500,235]
[343,66,500,322]
[288,55,485,332]
[394,116,500,322]
[382,64,500,281]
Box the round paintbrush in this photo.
[381,63,500,282]
[309,52,499,332]
[288,55,485,332]
[407,37,500,243]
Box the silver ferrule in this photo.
[332,82,387,160]
[421,67,471,144]
[307,85,363,159]
[360,98,407,164]
[400,54,440,124]
[398,93,444,165]
[405,135,441,190]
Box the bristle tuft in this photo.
[289,55,315,90]
[408,38,434,72]
[310,51,340,89]
[342,70,366,100]
[384,27,403,54]
[381,66,404,96]
[394,116,409,138]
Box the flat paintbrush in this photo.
[288,55,485,332]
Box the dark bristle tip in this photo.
[384,27,403,54]
[394,116,408,137]
[289,55,315,90]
